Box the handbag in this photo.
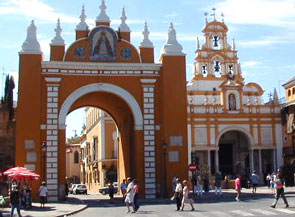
[170,194,176,201]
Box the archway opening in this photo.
[218,131,250,177]
[66,107,120,194]
[60,88,143,196]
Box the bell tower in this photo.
[193,12,242,80]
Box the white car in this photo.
[73,184,87,195]
[70,184,78,194]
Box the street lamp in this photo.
[41,141,47,181]
[161,141,168,197]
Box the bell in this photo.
[213,36,219,47]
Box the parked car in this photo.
[99,183,118,195]
[69,184,78,194]
[73,184,87,195]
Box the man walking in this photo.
[174,178,182,211]
[215,171,222,196]
[10,185,22,217]
[270,169,289,208]
[250,170,259,194]
[124,177,136,213]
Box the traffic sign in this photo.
[188,163,197,172]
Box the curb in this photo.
[55,204,88,217]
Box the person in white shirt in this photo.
[174,178,182,211]
[124,177,135,213]
[39,181,48,208]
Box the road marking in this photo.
[275,208,295,214]
[231,210,254,216]
[188,211,210,217]
[210,211,232,217]
[251,209,276,215]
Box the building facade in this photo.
[282,77,295,165]
[66,144,81,184]
[187,17,283,179]
[15,0,189,201]
[80,107,118,192]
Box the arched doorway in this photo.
[59,84,143,196]
[218,131,250,176]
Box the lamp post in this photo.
[161,141,168,197]
[41,141,47,181]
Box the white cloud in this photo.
[0,0,78,23]
[165,13,179,18]
[215,0,295,27]
[242,61,262,67]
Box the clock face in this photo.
[75,46,86,59]
[120,48,132,60]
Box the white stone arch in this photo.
[215,126,254,148]
[58,83,143,130]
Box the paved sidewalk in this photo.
[1,197,87,217]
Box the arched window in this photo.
[74,151,79,164]
[228,94,236,110]
[292,88,295,95]
[288,89,291,97]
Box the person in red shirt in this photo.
[235,175,242,202]
[133,179,140,211]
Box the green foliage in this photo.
[67,136,81,144]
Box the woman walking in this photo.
[270,169,289,208]
[180,180,195,211]
[235,175,242,202]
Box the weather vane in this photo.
[221,12,224,22]
[204,12,208,23]
[211,8,216,20]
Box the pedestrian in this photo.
[235,175,242,202]
[180,180,195,211]
[196,174,203,196]
[270,169,289,208]
[39,181,48,208]
[224,175,230,189]
[133,179,139,211]
[120,179,127,199]
[191,175,197,197]
[172,175,178,191]
[108,182,115,199]
[203,175,209,193]
[250,170,259,194]
[266,173,271,188]
[65,182,69,200]
[214,171,222,196]
[10,184,22,217]
[173,178,182,211]
[124,177,135,213]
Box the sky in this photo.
[0,0,294,138]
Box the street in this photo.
[72,191,295,217]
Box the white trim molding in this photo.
[58,83,144,130]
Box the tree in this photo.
[67,135,81,144]
[7,76,15,120]
[3,74,9,103]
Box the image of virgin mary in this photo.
[93,31,113,57]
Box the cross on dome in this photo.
[51,18,65,45]
[140,21,153,48]
[76,4,89,30]
[204,12,208,23]
[118,7,130,32]
[21,20,42,53]
[96,0,110,22]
